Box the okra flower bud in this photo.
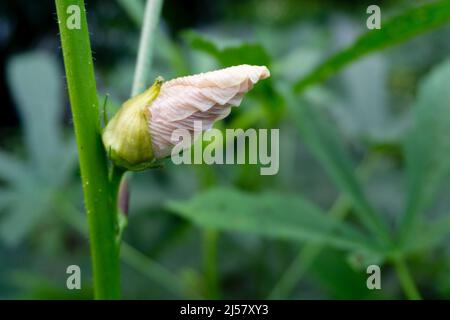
[102,64,270,171]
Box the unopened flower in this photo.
[102,64,270,171]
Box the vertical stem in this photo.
[121,0,164,241]
[56,0,121,299]
[195,165,221,299]
[131,0,164,96]
[203,229,220,299]
[393,257,422,300]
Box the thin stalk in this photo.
[195,165,221,299]
[118,0,164,220]
[131,0,164,96]
[56,0,120,299]
[113,0,165,294]
[117,0,189,76]
[393,257,422,300]
[121,0,164,215]
[118,0,165,272]
[203,229,220,299]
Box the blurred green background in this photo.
[1,0,450,299]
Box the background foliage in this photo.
[1,0,450,299]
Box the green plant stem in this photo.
[203,229,220,299]
[122,0,164,216]
[195,165,221,299]
[55,0,121,299]
[117,0,189,76]
[393,257,422,300]
[120,0,164,217]
[131,0,164,96]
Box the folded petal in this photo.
[148,64,270,158]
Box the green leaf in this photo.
[294,0,450,92]
[311,249,383,299]
[0,50,78,245]
[7,51,63,177]
[284,87,389,244]
[10,271,93,299]
[332,55,391,140]
[184,31,271,67]
[401,58,450,241]
[167,187,379,253]
[0,189,16,211]
[0,185,53,245]
[403,214,450,254]
[0,151,30,186]
[116,0,144,26]
[51,138,78,187]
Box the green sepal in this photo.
[102,77,163,171]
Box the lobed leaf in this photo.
[401,58,450,241]
[167,187,380,254]
[294,0,450,92]
[284,87,390,244]
[7,51,64,177]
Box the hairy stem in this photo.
[55,0,121,299]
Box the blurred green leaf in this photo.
[294,0,450,92]
[401,58,450,242]
[184,31,271,67]
[284,88,389,244]
[0,50,78,245]
[10,271,93,299]
[311,249,383,299]
[116,0,144,26]
[0,189,15,211]
[167,187,379,253]
[332,56,391,140]
[0,186,53,244]
[7,51,64,177]
[403,214,450,254]
[273,47,322,83]
[0,151,30,186]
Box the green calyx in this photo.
[102,77,164,171]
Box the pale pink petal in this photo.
[148,64,270,158]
